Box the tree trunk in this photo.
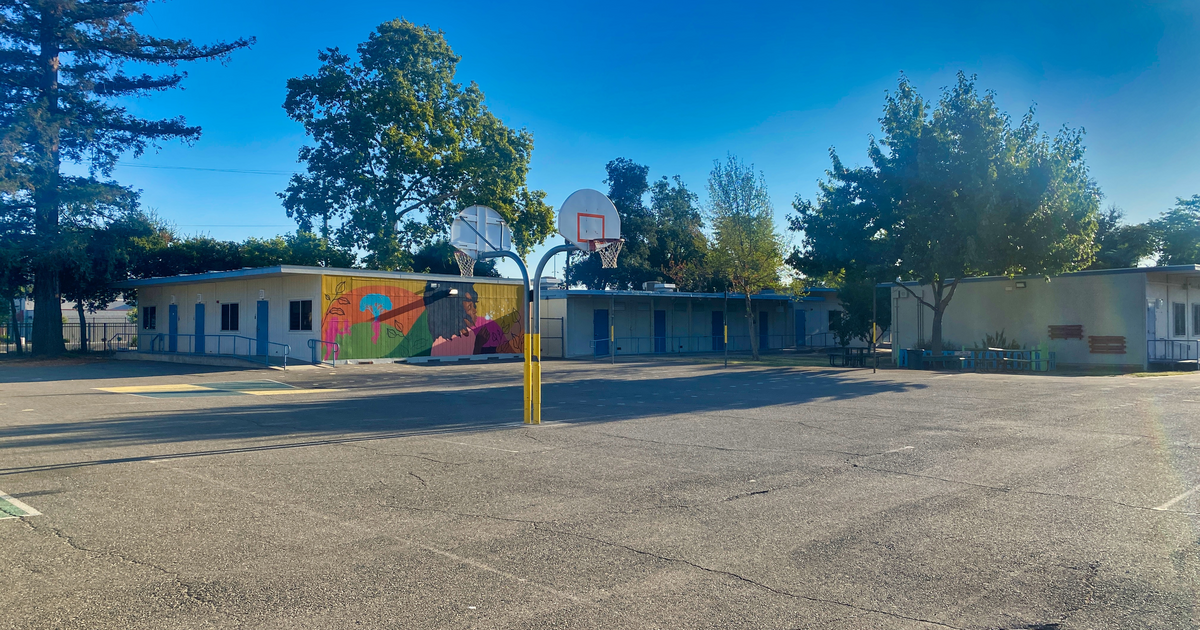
[76,302,88,352]
[31,8,64,356]
[31,266,63,356]
[930,305,944,356]
[9,298,23,355]
[745,292,758,360]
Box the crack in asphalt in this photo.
[386,505,964,629]
[852,463,1187,516]
[19,519,239,620]
[336,441,465,465]
[408,471,427,487]
[531,524,967,630]
[595,431,864,458]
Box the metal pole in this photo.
[724,291,729,368]
[610,295,615,364]
[531,243,578,424]
[479,250,532,423]
[873,285,878,374]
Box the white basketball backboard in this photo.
[558,189,621,251]
[451,205,512,258]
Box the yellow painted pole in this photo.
[523,332,532,423]
[531,333,541,423]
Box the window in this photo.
[142,306,157,330]
[221,303,239,331]
[1173,302,1186,336]
[1194,304,1200,336]
[828,310,842,326]
[289,299,312,331]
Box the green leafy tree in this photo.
[827,277,891,347]
[60,205,155,351]
[1151,195,1200,265]
[238,232,355,269]
[280,232,357,268]
[650,175,714,291]
[0,0,251,355]
[281,19,553,271]
[411,239,498,277]
[790,73,1100,354]
[566,158,656,289]
[0,226,29,353]
[1086,205,1158,270]
[568,161,713,290]
[707,155,783,360]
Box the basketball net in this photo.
[454,250,476,277]
[593,239,624,269]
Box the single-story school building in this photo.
[888,265,1200,371]
[117,265,859,364]
[537,286,853,358]
[118,266,527,363]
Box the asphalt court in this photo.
[3,358,1200,629]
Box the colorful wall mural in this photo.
[320,275,525,360]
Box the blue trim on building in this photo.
[540,289,823,301]
[876,265,1200,288]
[115,265,525,288]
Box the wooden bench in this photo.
[1048,325,1084,340]
[1088,336,1126,354]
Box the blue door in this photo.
[593,309,609,356]
[759,311,769,351]
[256,300,269,356]
[168,304,178,352]
[653,310,666,353]
[712,310,725,351]
[194,303,205,354]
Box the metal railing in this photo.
[308,338,341,366]
[1148,339,1200,363]
[1,322,138,353]
[149,333,290,368]
[590,334,798,357]
[798,331,883,348]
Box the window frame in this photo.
[142,306,157,331]
[289,299,313,332]
[220,303,239,332]
[1173,302,1186,337]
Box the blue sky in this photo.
[98,0,1200,278]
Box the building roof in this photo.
[114,265,526,288]
[540,288,828,301]
[879,265,1200,288]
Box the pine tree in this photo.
[0,1,251,355]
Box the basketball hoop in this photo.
[453,250,476,277]
[592,238,624,269]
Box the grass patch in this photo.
[1130,371,1200,378]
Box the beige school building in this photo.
[889,265,1200,371]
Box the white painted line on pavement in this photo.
[883,446,915,454]
[0,489,41,519]
[427,438,520,454]
[1155,483,1200,511]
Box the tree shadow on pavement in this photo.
[0,367,926,477]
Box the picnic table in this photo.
[828,347,870,367]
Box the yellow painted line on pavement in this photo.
[96,384,212,393]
